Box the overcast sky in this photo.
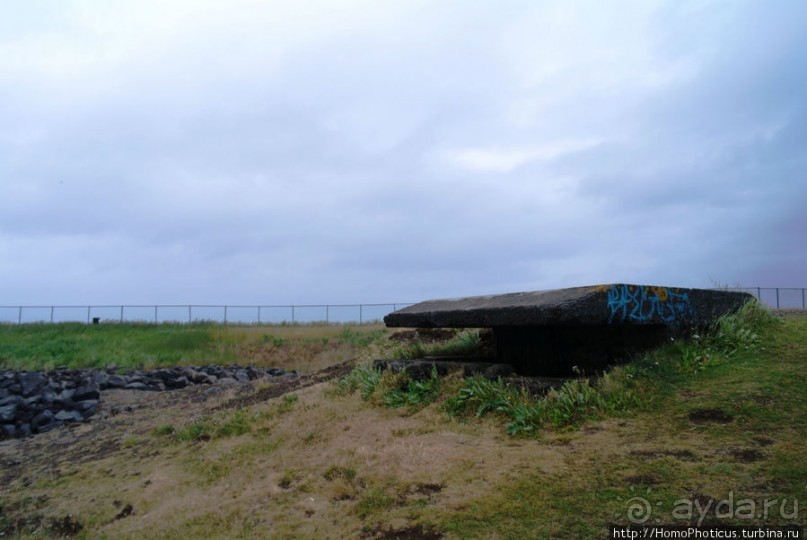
[1,0,805,306]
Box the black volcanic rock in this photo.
[0,364,294,440]
[19,372,46,397]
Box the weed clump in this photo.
[445,375,638,435]
[158,395,298,444]
[674,299,777,374]
[391,329,482,360]
[152,423,176,437]
[355,487,397,519]
[381,367,443,409]
[332,364,382,399]
[323,465,357,482]
[334,364,446,411]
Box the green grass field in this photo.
[0,322,389,372]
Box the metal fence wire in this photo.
[0,303,412,325]
[724,287,806,311]
[0,287,804,325]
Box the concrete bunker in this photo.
[383,284,753,377]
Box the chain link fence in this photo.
[723,287,806,310]
[0,303,412,325]
[0,287,804,325]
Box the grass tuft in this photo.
[168,405,284,443]
[335,364,445,411]
[332,363,382,399]
[391,329,482,359]
[355,487,397,519]
[152,423,176,437]
[323,465,357,482]
[381,366,443,410]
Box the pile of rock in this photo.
[0,365,294,439]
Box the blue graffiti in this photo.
[606,285,691,324]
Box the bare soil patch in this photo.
[370,523,444,539]
[728,448,766,463]
[628,449,698,461]
[687,408,734,424]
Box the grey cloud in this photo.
[1,0,805,305]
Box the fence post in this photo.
[360,305,363,324]
[87,306,91,324]
[224,306,228,324]
[326,305,329,324]
[757,287,761,300]
[258,306,262,324]
[776,288,780,309]
[50,306,54,323]
[803,288,806,310]
[18,306,22,325]
[188,305,192,324]
[155,306,158,324]
[291,305,295,323]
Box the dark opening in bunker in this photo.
[492,324,673,377]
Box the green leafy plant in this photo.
[541,379,605,427]
[445,371,641,436]
[382,366,442,409]
[505,402,544,436]
[333,364,382,399]
[444,375,518,418]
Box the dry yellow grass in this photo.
[21,382,568,538]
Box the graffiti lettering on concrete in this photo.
[606,285,691,323]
